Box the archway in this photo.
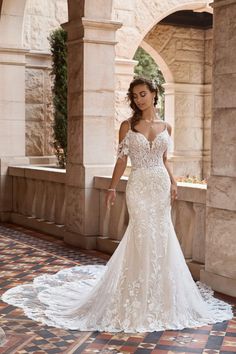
[113,0,213,178]
[113,0,213,58]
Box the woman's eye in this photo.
[140,92,146,97]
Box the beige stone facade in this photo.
[1,0,214,175]
[144,24,213,178]
[201,0,236,297]
[112,1,214,178]
[25,55,54,156]
[0,0,235,296]
[24,0,68,156]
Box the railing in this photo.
[9,166,207,278]
[9,166,66,237]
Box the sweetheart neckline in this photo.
[130,126,168,144]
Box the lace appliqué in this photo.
[117,131,130,161]
[166,133,174,154]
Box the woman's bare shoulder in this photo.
[165,121,172,136]
[120,119,131,132]
[119,119,130,142]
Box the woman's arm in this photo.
[163,123,178,203]
[105,120,130,208]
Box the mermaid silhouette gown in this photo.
[1,121,232,332]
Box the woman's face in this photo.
[132,84,155,111]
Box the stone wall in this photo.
[145,24,205,84]
[23,0,68,156]
[23,0,68,51]
[25,53,54,156]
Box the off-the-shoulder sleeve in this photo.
[116,133,129,161]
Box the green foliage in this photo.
[133,47,165,119]
[48,28,67,168]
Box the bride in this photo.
[1,77,232,333]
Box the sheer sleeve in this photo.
[116,133,130,161]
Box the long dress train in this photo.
[1,122,233,332]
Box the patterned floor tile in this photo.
[137,342,156,349]
[0,223,235,354]
[221,335,236,351]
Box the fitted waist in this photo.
[131,163,165,172]
[127,164,171,191]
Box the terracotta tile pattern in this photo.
[0,223,235,354]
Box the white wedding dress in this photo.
[2,122,233,333]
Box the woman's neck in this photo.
[141,107,156,121]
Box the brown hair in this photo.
[127,77,158,131]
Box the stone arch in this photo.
[0,0,114,48]
[113,0,213,178]
[140,41,174,83]
[113,0,213,59]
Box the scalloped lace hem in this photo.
[1,265,233,333]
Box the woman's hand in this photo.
[105,190,116,209]
[171,181,178,205]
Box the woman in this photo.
[2,77,232,332]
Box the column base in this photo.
[96,236,119,254]
[0,212,11,222]
[10,212,97,250]
[200,269,236,297]
[64,230,97,250]
[10,212,65,239]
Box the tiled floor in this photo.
[0,223,235,354]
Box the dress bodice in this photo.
[117,122,172,170]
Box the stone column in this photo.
[62,17,122,248]
[202,85,212,178]
[203,28,213,178]
[0,48,29,220]
[200,0,236,297]
[163,82,205,178]
[115,58,137,132]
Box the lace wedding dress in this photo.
[2,122,233,332]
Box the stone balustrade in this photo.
[8,165,207,279]
[9,166,66,238]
